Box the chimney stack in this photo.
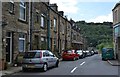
[49,3,58,12]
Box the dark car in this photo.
[62,50,79,61]
[22,50,59,72]
[76,50,85,58]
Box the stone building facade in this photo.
[1,1,29,70]
[49,4,59,52]
[1,1,84,70]
[70,20,83,50]
[31,2,49,50]
[112,2,120,61]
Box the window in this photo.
[61,22,64,34]
[34,35,39,49]
[36,12,39,23]
[43,52,49,57]
[54,38,56,50]
[54,18,57,31]
[9,0,14,13]
[41,14,45,28]
[114,10,118,22]
[41,37,47,49]
[19,33,25,52]
[19,0,26,21]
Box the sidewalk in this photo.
[0,66,22,77]
[107,60,120,66]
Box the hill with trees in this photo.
[75,21,113,50]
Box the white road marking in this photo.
[80,61,85,66]
[71,67,77,73]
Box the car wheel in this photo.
[22,67,27,72]
[102,58,104,61]
[43,64,47,72]
[55,61,59,67]
[73,57,76,61]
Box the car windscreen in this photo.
[23,52,41,58]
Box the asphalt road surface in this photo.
[3,54,119,77]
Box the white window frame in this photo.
[9,0,14,13]
[54,18,57,31]
[62,22,64,34]
[19,0,26,21]
[19,36,25,52]
[41,14,45,28]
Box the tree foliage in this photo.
[75,21,113,48]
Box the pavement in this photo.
[0,66,22,77]
[0,58,62,77]
[107,60,120,66]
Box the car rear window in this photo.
[23,52,41,58]
[77,50,82,53]
[63,50,72,53]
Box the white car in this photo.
[22,50,59,72]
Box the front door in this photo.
[6,32,12,64]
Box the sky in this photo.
[50,0,120,23]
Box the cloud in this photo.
[86,13,113,23]
[76,0,119,2]
[50,0,79,14]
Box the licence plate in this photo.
[65,54,70,56]
[27,65,35,68]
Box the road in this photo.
[11,54,118,77]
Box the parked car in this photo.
[22,50,59,72]
[90,50,94,55]
[62,50,79,61]
[86,50,91,56]
[76,50,85,58]
[83,50,87,57]
[94,50,98,54]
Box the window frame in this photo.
[18,33,25,52]
[40,14,45,28]
[9,0,14,14]
[19,0,26,21]
[35,11,39,23]
[53,18,57,31]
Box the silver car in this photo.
[22,50,59,72]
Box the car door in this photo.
[45,51,53,67]
[48,51,57,66]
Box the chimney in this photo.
[50,3,58,11]
[58,11,64,16]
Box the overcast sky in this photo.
[50,0,119,23]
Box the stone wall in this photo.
[0,1,2,70]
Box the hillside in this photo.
[75,21,113,48]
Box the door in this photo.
[6,32,12,64]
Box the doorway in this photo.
[6,32,13,64]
